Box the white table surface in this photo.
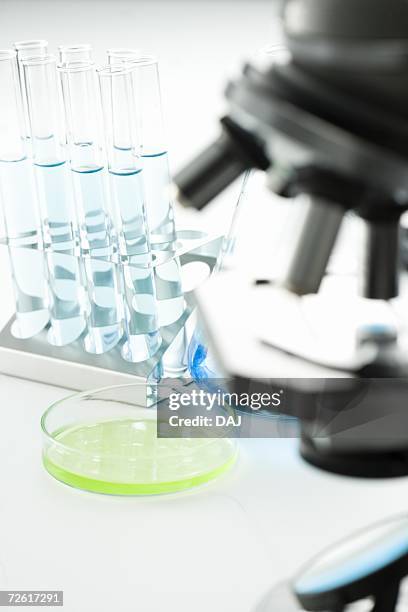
[1,2,408,611]
[2,374,408,612]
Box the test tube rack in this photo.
[0,231,221,401]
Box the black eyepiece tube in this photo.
[174,116,270,210]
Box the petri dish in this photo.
[41,384,237,495]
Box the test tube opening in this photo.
[107,48,142,65]
[58,43,93,65]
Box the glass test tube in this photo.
[23,54,86,346]
[58,44,93,65]
[128,56,177,248]
[0,49,49,338]
[107,52,177,245]
[14,40,48,139]
[59,61,124,354]
[107,48,142,65]
[134,57,187,372]
[98,65,161,362]
[121,54,186,371]
[188,171,252,382]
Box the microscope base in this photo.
[300,432,408,478]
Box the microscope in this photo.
[174,1,408,608]
[174,0,408,479]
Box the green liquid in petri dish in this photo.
[43,418,237,495]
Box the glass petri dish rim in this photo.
[41,382,235,461]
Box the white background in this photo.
[0,2,408,611]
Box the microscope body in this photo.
[174,3,408,609]
[175,0,408,478]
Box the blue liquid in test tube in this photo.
[60,61,124,354]
[124,55,186,372]
[98,64,161,362]
[0,49,49,338]
[23,54,86,346]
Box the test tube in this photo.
[188,171,252,382]
[128,56,177,248]
[127,55,186,371]
[59,61,124,354]
[23,54,86,346]
[14,40,48,139]
[107,48,142,65]
[58,44,93,65]
[107,52,177,246]
[106,51,187,369]
[98,65,161,362]
[0,49,49,338]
